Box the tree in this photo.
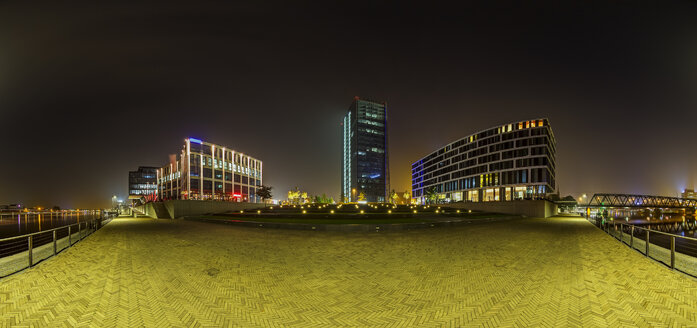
[403,191,411,204]
[390,189,398,204]
[357,192,366,202]
[301,192,308,203]
[329,197,335,204]
[313,195,322,203]
[321,193,329,203]
[425,187,437,204]
[287,187,301,204]
[256,185,273,204]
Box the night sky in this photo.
[1,1,696,208]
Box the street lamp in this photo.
[352,188,356,202]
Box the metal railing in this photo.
[589,216,697,277]
[0,215,113,277]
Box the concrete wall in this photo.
[444,200,558,218]
[136,200,264,219]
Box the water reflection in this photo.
[0,212,101,238]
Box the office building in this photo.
[158,138,262,202]
[341,97,389,202]
[412,119,556,204]
[128,166,158,201]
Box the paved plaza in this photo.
[2,216,697,327]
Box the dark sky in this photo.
[1,1,696,208]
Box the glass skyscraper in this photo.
[342,97,389,202]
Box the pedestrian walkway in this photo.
[2,216,697,327]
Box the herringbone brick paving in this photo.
[2,216,697,327]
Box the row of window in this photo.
[415,158,554,189]
[181,173,260,185]
[416,150,553,182]
[189,144,260,169]
[159,189,259,202]
[358,119,384,127]
[188,155,260,177]
[129,183,157,189]
[413,120,553,169]
[414,134,553,175]
[129,189,156,195]
[412,168,554,196]
[184,181,259,193]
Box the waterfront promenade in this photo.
[2,216,697,327]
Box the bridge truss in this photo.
[587,193,697,209]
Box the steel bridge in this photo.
[586,193,697,209]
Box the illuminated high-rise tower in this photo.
[341,96,389,202]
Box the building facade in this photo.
[412,119,556,204]
[158,138,262,203]
[128,166,158,201]
[683,189,696,199]
[342,97,389,202]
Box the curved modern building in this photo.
[411,119,556,204]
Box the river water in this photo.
[0,211,102,239]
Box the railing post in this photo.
[630,226,634,248]
[646,230,650,257]
[68,226,72,246]
[79,222,82,241]
[671,236,675,270]
[28,236,33,266]
[620,224,623,243]
[53,230,57,255]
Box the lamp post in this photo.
[352,188,356,202]
[579,194,588,215]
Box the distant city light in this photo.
[189,137,203,144]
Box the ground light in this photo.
[360,210,364,214]
[456,210,460,213]
[240,210,244,213]
[413,210,417,213]
[257,210,261,214]
[388,210,391,214]
[302,210,307,214]
[330,210,334,214]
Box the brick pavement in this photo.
[2,216,697,327]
